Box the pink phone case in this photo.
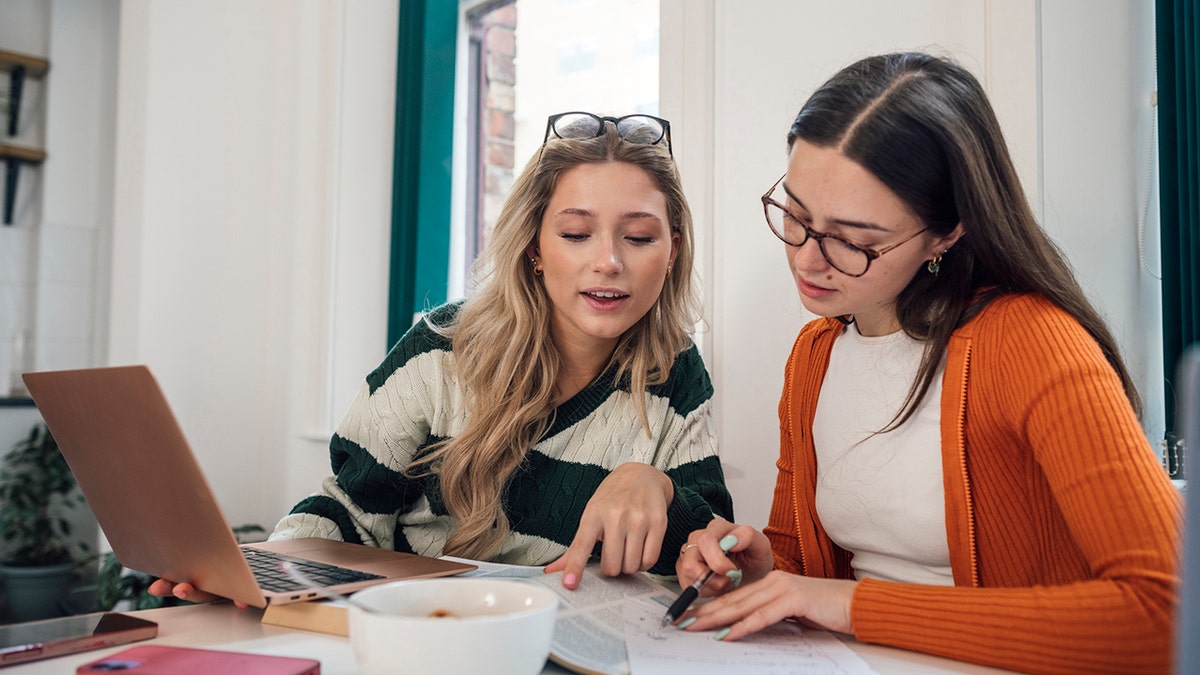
[76,645,320,674]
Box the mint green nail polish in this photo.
[677,617,696,629]
[714,628,731,641]
[718,535,738,552]
[725,569,742,588]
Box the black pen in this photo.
[660,568,714,627]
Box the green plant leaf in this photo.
[0,423,89,566]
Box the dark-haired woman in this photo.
[675,53,1180,674]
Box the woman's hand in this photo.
[544,462,673,589]
[673,520,855,638]
[676,518,774,597]
[147,578,249,609]
[678,571,857,639]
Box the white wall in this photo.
[0,0,118,392]
[108,0,397,531]
[661,0,1159,526]
[0,1,47,399]
[0,0,118,558]
[1040,0,1164,443]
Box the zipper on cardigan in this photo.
[957,342,980,587]
[788,371,808,577]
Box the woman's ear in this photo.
[669,230,681,267]
[939,223,965,252]
[524,244,540,261]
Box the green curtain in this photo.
[1157,0,1199,439]
[388,0,457,347]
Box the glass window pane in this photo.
[464,0,659,264]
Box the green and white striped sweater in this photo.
[271,303,733,574]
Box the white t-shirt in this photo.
[812,325,953,586]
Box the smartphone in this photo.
[76,645,321,674]
[0,612,157,666]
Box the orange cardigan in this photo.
[764,293,1181,674]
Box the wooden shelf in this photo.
[0,143,46,164]
[1,48,49,226]
[0,49,49,78]
[2,48,49,136]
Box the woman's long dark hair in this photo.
[788,52,1141,424]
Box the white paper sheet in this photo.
[623,595,879,675]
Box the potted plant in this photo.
[0,422,90,621]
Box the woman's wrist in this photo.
[660,469,675,505]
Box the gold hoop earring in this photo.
[529,257,543,277]
[927,252,943,276]
[666,266,672,278]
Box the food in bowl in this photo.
[348,578,559,675]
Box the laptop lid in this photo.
[22,365,473,608]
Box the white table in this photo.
[4,602,1014,674]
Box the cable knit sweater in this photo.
[765,293,1181,674]
[273,303,733,575]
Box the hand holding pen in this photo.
[661,534,741,627]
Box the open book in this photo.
[260,557,676,675]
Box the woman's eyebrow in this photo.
[781,181,889,233]
[552,208,662,223]
[621,211,663,223]
[554,207,595,218]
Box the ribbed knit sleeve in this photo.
[776,295,1182,674]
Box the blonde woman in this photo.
[153,112,732,603]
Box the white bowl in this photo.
[347,578,559,675]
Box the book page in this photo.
[622,595,879,674]
[528,570,675,675]
[441,556,546,579]
[441,558,671,675]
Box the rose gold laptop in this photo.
[22,365,474,608]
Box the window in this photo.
[459,0,660,284]
[558,43,598,75]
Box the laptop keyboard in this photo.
[242,548,385,593]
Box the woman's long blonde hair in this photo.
[411,124,698,560]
